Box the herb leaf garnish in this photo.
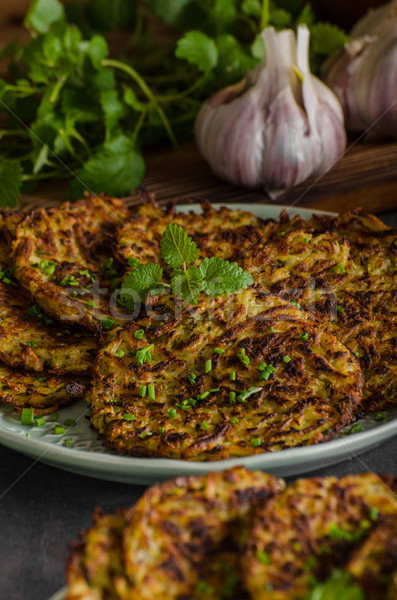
[160,224,199,269]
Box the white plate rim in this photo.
[1,202,396,484]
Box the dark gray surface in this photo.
[1,208,396,600]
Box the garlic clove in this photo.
[324,0,397,137]
[195,25,346,197]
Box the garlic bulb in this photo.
[194,25,346,198]
[324,0,397,137]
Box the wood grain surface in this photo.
[18,139,397,214]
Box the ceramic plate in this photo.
[49,589,67,600]
[1,203,396,485]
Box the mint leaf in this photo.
[25,0,65,34]
[200,257,253,296]
[175,31,218,74]
[161,224,199,269]
[171,266,203,305]
[120,263,163,310]
[68,135,145,198]
[0,160,23,208]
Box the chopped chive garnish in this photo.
[26,433,30,438]
[277,231,286,236]
[370,507,379,521]
[353,351,359,358]
[159,427,165,434]
[231,417,238,424]
[51,412,58,422]
[256,550,270,564]
[65,438,71,447]
[260,371,270,381]
[205,359,212,373]
[139,385,147,397]
[283,356,291,363]
[134,329,144,340]
[139,431,152,438]
[237,348,250,366]
[56,332,62,337]
[214,348,224,354]
[301,332,309,342]
[251,437,261,448]
[128,257,140,267]
[176,402,191,410]
[269,326,275,332]
[258,362,267,371]
[168,408,177,418]
[197,391,210,400]
[336,306,344,313]
[238,387,262,402]
[303,237,309,243]
[374,413,387,422]
[38,376,47,382]
[209,388,220,393]
[338,263,346,274]
[21,408,34,426]
[148,384,155,401]
[201,421,209,430]
[349,423,362,435]
[115,349,125,358]
[229,391,236,403]
[64,419,76,427]
[34,416,46,427]
[123,414,135,421]
[86,301,94,308]
[26,340,38,347]
[101,317,114,330]
[230,371,236,381]
[290,300,300,309]
[54,426,65,434]
[330,267,337,274]
[188,373,196,385]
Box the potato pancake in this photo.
[12,196,129,332]
[238,212,397,411]
[0,364,86,414]
[0,210,24,266]
[66,467,283,600]
[0,281,98,373]
[89,288,362,460]
[243,473,397,600]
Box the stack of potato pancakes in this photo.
[66,467,397,599]
[1,190,395,460]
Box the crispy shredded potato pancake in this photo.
[90,288,362,460]
[66,467,283,600]
[12,196,129,332]
[243,473,397,600]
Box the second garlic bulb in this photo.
[195,25,346,198]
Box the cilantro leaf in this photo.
[161,224,199,269]
[0,160,23,208]
[100,90,127,132]
[216,35,257,84]
[175,31,218,74]
[310,23,348,56]
[200,257,254,296]
[88,35,108,69]
[68,135,145,198]
[170,266,203,305]
[120,263,163,310]
[241,0,262,17]
[25,0,65,34]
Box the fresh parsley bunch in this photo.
[119,223,254,307]
[0,0,347,206]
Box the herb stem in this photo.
[101,58,178,149]
[156,78,204,103]
[261,0,269,29]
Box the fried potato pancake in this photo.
[66,467,283,600]
[243,473,397,600]
[12,196,129,332]
[115,192,262,275]
[122,468,283,600]
[0,281,98,373]
[90,288,362,460]
[0,210,24,266]
[0,364,86,414]
[239,212,397,411]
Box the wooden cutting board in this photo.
[19,139,397,214]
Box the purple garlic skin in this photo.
[324,0,397,137]
[195,25,346,198]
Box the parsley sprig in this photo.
[120,223,253,307]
